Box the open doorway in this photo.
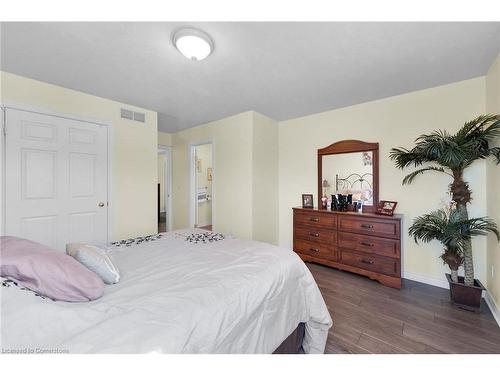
[190,142,214,231]
[158,146,172,233]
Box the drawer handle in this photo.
[309,247,320,253]
[360,224,374,229]
[309,232,320,237]
[361,259,374,265]
[309,217,320,222]
[359,241,374,247]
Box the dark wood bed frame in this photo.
[272,323,305,354]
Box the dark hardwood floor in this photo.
[306,262,500,354]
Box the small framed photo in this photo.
[377,200,398,216]
[302,194,314,209]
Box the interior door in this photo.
[5,108,108,251]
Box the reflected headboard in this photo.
[335,173,373,191]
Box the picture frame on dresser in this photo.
[302,194,314,208]
[377,200,398,216]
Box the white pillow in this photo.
[66,243,120,284]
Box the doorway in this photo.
[190,142,213,230]
[157,146,172,233]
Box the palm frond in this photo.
[490,146,500,164]
[409,209,500,253]
[389,147,429,169]
[455,115,500,142]
[401,166,451,185]
[458,217,500,242]
[391,115,500,175]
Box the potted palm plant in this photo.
[390,114,500,310]
[408,206,499,310]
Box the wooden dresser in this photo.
[293,207,402,288]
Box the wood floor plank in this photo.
[305,262,500,354]
[357,333,409,354]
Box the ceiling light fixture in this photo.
[173,28,214,61]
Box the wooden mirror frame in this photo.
[318,140,379,213]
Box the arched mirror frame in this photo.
[317,140,379,213]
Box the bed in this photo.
[0,229,332,354]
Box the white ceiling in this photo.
[1,22,499,132]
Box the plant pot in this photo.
[446,273,485,312]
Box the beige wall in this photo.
[170,111,279,243]
[279,77,488,285]
[171,112,254,239]
[1,71,158,240]
[252,112,279,245]
[158,131,172,147]
[486,54,500,308]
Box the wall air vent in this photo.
[120,108,146,123]
[120,108,134,120]
[133,111,145,123]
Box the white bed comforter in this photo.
[1,230,332,353]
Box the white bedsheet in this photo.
[1,230,332,353]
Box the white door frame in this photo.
[0,102,113,241]
[158,145,172,232]
[189,140,215,229]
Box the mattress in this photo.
[0,229,332,353]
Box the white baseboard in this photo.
[403,271,449,289]
[485,292,500,327]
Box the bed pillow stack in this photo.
[66,243,120,284]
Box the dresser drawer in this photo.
[294,240,337,261]
[339,249,399,276]
[338,216,400,239]
[338,232,400,258]
[295,226,337,244]
[294,210,337,229]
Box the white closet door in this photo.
[5,108,108,250]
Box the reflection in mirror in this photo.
[321,151,374,206]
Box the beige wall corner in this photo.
[158,131,172,146]
[486,54,500,310]
[252,111,279,245]
[170,111,254,239]
[278,77,487,286]
[1,71,158,240]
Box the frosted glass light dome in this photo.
[173,28,214,61]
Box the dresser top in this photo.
[293,207,403,220]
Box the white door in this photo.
[5,108,109,251]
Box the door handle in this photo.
[360,224,373,229]
[309,217,320,222]
[309,247,320,253]
[309,232,320,237]
[361,259,374,265]
[98,202,105,207]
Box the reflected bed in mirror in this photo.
[322,151,374,206]
[318,140,379,213]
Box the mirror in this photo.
[321,152,374,205]
[318,140,379,213]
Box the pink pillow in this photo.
[0,236,104,302]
